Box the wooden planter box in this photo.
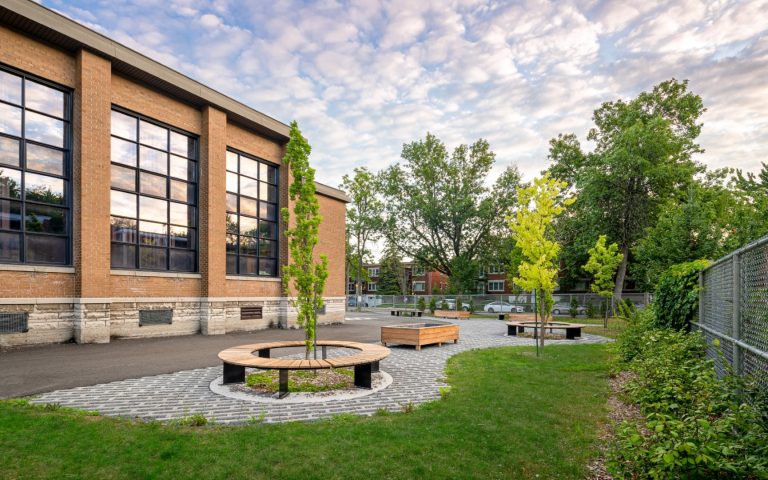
[433,310,471,319]
[381,323,460,350]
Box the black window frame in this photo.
[0,63,73,266]
[225,147,279,277]
[109,106,199,272]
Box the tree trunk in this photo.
[539,289,546,356]
[613,244,629,304]
[355,243,362,312]
[603,298,609,328]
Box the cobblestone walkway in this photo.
[31,319,612,424]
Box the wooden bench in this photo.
[390,308,423,317]
[433,310,471,319]
[506,321,586,340]
[218,340,391,398]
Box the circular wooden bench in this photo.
[218,340,391,398]
[506,321,587,340]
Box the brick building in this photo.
[0,0,349,347]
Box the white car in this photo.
[444,299,471,311]
[483,301,525,313]
[551,303,586,316]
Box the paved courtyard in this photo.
[29,315,612,424]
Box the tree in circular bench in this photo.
[281,121,329,360]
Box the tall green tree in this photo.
[548,79,705,300]
[509,174,573,355]
[377,241,404,296]
[340,167,383,311]
[584,235,624,327]
[281,121,328,359]
[379,133,521,293]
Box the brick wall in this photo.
[0,26,75,87]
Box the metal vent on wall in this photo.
[0,313,29,334]
[139,309,173,326]
[241,306,263,320]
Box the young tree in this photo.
[379,133,521,287]
[281,121,328,359]
[376,242,404,296]
[547,79,705,301]
[509,174,572,355]
[340,167,383,311]
[584,235,624,327]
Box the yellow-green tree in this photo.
[584,235,624,327]
[508,174,573,355]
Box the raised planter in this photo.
[433,310,471,319]
[381,322,459,350]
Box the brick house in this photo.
[0,0,349,347]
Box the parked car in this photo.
[444,299,471,311]
[483,301,525,313]
[551,303,586,316]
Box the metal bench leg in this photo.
[322,345,327,359]
[566,328,579,340]
[258,348,271,358]
[223,363,245,384]
[371,361,380,373]
[278,370,289,398]
[507,325,517,336]
[354,363,373,389]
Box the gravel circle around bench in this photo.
[30,318,613,424]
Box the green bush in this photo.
[652,259,710,331]
[440,299,449,310]
[585,300,597,318]
[569,297,579,318]
[428,297,437,313]
[417,297,426,312]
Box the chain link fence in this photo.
[697,235,768,389]
[346,292,650,317]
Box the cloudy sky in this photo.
[45,0,768,186]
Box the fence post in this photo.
[698,270,704,326]
[732,253,742,376]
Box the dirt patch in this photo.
[242,368,355,394]
[516,333,566,340]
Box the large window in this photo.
[488,280,505,292]
[109,108,198,271]
[0,66,71,265]
[225,149,279,276]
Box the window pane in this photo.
[226,151,238,172]
[170,226,195,249]
[170,202,194,226]
[111,216,137,243]
[0,103,22,137]
[111,190,136,218]
[170,131,194,158]
[139,120,167,150]
[0,199,21,230]
[170,180,195,203]
[26,234,66,264]
[226,213,238,233]
[25,80,65,118]
[140,146,167,175]
[0,71,22,105]
[261,163,278,184]
[111,137,137,167]
[239,255,257,275]
[240,176,258,198]
[240,196,257,217]
[259,258,276,277]
[226,171,238,193]
[111,243,136,268]
[240,157,259,178]
[226,192,238,212]
[111,164,136,191]
[140,171,167,197]
[26,143,64,176]
[226,253,237,274]
[239,235,258,256]
[260,201,277,221]
[139,196,167,222]
[139,246,166,269]
[0,136,20,167]
[25,172,64,204]
[226,234,238,253]
[0,231,21,262]
[25,111,64,148]
[259,239,277,258]
[259,220,277,239]
[169,249,194,271]
[0,168,22,199]
[25,204,66,234]
[139,221,167,246]
[260,182,277,202]
[240,215,258,236]
[169,155,195,182]
[111,111,137,140]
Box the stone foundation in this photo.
[0,296,347,347]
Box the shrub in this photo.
[173,413,210,427]
[569,297,579,318]
[417,297,426,312]
[468,298,476,313]
[440,299,449,310]
[428,297,437,313]
[652,259,710,331]
[585,300,597,318]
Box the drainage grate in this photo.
[0,313,29,334]
[139,309,173,326]
[241,306,263,320]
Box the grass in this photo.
[580,317,627,339]
[0,344,611,479]
[245,368,354,393]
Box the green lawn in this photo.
[0,344,611,480]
